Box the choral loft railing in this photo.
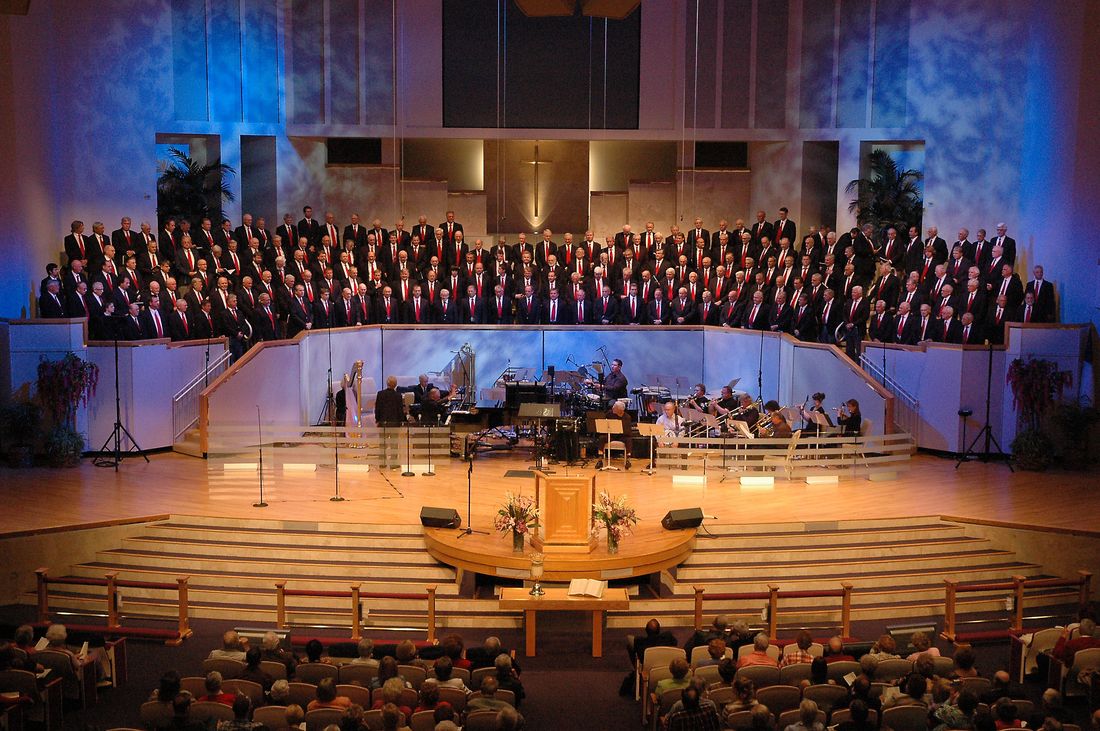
[860,353,921,437]
[172,350,232,442]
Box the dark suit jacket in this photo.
[891,313,918,345]
[374,388,406,426]
[374,296,401,324]
[403,297,432,325]
[542,298,569,325]
[671,298,696,325]
[697,301,720,326]
[459,296,486,324]
[167,310,192,341]
[1025,279,1055,321]
[867,311,894,342]
[485,296,513,325]
[768,303,793,333]
[298,218,324,246]
[38,292,67,318]
[312,299,333,328]
[791,305,818,341]
[752,221,775,245]
[251,306,279,341]
[433,299,457,325]
[935,317,963,344]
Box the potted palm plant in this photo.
[156,147,236,228]
[845,150,924,233]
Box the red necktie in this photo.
[1025,306,1031,322]
[415,301,421,321]
[153,311,163,337]
[497,299,503,318]
[897,317,904,338]
[550,302,556,321]
[180,313,188,334]
[577,303,582,322]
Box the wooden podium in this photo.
[531,470,596,553]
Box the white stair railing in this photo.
[172,351,232,442]
[860,354,921,438]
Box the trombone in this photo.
[713,397,762,434]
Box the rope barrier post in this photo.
[174,576,192,645]
[105,572,120,630]
[1078,570,1092,609]
[275,582,287,630]
[1011,575,1026,633]
[426,586,437,643]
[351,584,361,641]
[693,587,704,631]
[942,579,957,641]
[767,585,779,640]
[840,583,853,639]
[35,567,49,624]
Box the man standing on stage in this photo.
[375,375,406,468]
[603,358,629,401]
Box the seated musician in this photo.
[836,398,862,436]
[728,394,759,434]
[801,392,834,435]
[602,400,633,469]
[766,410,793,438]
[709,386,738,424]
[656,401,685,443]
[685,383,709,412]
[420,387,448,425]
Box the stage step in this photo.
[173,427,204,458]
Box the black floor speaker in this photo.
[420,506,462,529]
[661,507,704,530]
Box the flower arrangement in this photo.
[591,491,638,553]
[495,493,540,552]
[37,353,99,425]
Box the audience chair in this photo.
[1065,647,1100,697]
[644,665,676,724]
[288,681,317,707]
[35,649,88,708]
[931,656,955,678]
[437,685,468,713]
[757,684,802,716]
[190,700,235,723]
[470,666,495,689]
[464,709,501,731]
[398,664,427,689]
[139,700,173,728]
[638,646,686,701]
[1012,699,1035,718]
[410,709,436,731]
[782,642,824,658]
[779,662,813,686]
[1019,627,1061,680]
[468,688,515,707]
[201,658,245,679]
[371,686,418,708]
[179,676,206,698]
[778,708,826,729]
[338,663,378,686]
[694,664,722,687]
[826,660,860,683]
[738,644,781,661]
[0,667,62,730]
[294,662,338,684]
[253,705,290,730]
[708,686,735,705]
[362,709,400,731]
[1062,725,1081,731]
[959,676,992,696]
[450,666,471,684]
[874,658,913,683]
[690,645,734,666]
[260,660,288,680]
[802,683,848,714]
[652,688,684,731]
[735,665,780,688]
[881,704,929,731]
[725,710,755,729]
[222,678,264,707]
[830,708,878,727]
[305,707,345,731]
[336,683,372,706]
[869,682,889,698]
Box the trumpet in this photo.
[717,397,762,431]
[752,413,772,435]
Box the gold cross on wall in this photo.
[520,142,553,218]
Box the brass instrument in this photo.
[719,397,762,433]
[752,413,772,435]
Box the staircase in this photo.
[172,351,232,457]
[29,516,1080,634]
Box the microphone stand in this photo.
[327,322,345,501]
[456,435,489,539]
[93,316,148,469]
[253,406,268,507]
[422,423,436,476]
[401,424,415,477]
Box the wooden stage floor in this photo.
[1,449,1096,536]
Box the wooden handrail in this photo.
[942,571,1092,642]
[275,582,437,641]
[692,584,853,639]
[175,577,192,646]
[106,572,119,629]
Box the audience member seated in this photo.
[951,647,979,679]
[269,679,290,706]
[217,694,263,730]
[440,634,471,670]
[781,630,816,667]
[738,634,779,669]
[209,630,248,662]
[993,697,1023,730]
[906,631,941,661]
[685,614,731,656]
[627,618,678,668]
[837,699,877,731]
[497,705,526,731]
[1052,618,1100,665]
[806,658,829,687]
[467,635,520,674]
[823,636,855,664]
[979,671,1026,704]
[350,637,378,667]
[1025,689,1074,728]
[396,639,430,670]
[882,672,929,708]
[784,699,824,731]
[666,682,722,731]
[307,677,351,712]
[303,638,332,665]
[169,693,206,731]
[696,638,728,668]
[710,657,738,691]
[238,647,273,691]
[432,656,470,693]
[414,680,444,714]
[379,701,407,731]
[656,657,692,696]
[260,631,298,675]
[149,669,185,703]
[723,676,758,720]
[372,676,413,719]
[197,671,236,705]
[933,689,979,731]
[494,653,525,707]
[864,634,900,662]
[12,624,39,660]
[284,703,305,730]
[751,704,775,731]
[371,656,410,691]
[468,676,512,714]
[847,677,882,713]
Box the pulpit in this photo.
[530,470,596,552]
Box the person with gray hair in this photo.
[208,629,247,661]
[737,633,778,669]
[494,653,525,707]
[1053,617,1100,664]
[197,671,235,705]
[784,699,823,731]
[684,614,731,656]
[259,631,298,676]
[351,637,378,667]
[269,679,290,705]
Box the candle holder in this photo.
[529,552,545,596]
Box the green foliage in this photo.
[1005,358,1072,432]
[36,353,99,425]
[1044,400,1099,470]
[845,150,924,233]
[156,148,236,228]
[1,401,42,447]
[44,424,85,468]
[1009,428,1054,472]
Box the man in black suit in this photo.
[571,289,593,325]
[276,214,298,255]
[670,287,696,325]
[121,302,146,340]
[140,297,169,339]
[167,299,192,341]
[959,312,982,345]
[312,288,333,328]
[342,213,368,250]
[514,286,540,325]
[458,285,485,325]
[1025,266,1055,322]
[374,286,401,324]
[751,210,774,246]
[992,222,1017,265]
[925,226,949,264]
[298,206,323,247]
[741,290,768,331]
[867,300,894,342]
[1017,291,1047,324]
[286,284,313,337]
[434,289,457,325]
[891,302,918,344]
[768,291,793,333]
[697,290,719,326]
[485,285,513,325]
[374,376,406,426]
[543,289,568,325]
[844,286,871,337]
[111,217,140,259]
[817,289,842,343]
[790,294,818,342]
[219,294,252,361]
[251,293,280,341]
[65,220,93,263]
[439,211,462,247]
[594,289,619,325]
[38,281,67,318]
[990,264,1024,310]
[192,299,217,339]
[934,306,963,343]
[645,289,671,325]
[773,208,796,248]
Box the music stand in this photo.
[804,411,832,458]
[636,422,663,475]
[594,418,624,471]
[518,402,560,472]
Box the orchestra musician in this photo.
[836,398,862,436]
[731,393,759,432]
[800,392,834,435]
[602,358,629,400]
[419,387,448,425]
[656,401,685,440]
[685,383,710,412]
[708,386,738,421]
[765,410,793,438]
[600,400,633,469]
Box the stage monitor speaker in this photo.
[661,507,703,530]
[420,506,461,529]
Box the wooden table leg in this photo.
[591,609,604,657]
[524,609,536,657]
